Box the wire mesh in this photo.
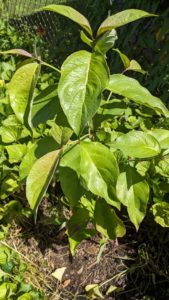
[6,0,67,17]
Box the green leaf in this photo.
[116,166,149,230]
[151,202,169,227]
[59,144,84,207]
[32,85,58,127]
[126,60,147,75]
[99,99,128,116]
[94,30,118,54]
[113,48,130,68]
[97,9,156,36]
[17,293,32,300]
[80,141,120,209]
[149,129,169,149]
[106,74,169,117]
[113,49,146,74]
[26,149,61,218]
[0,245,11,266]
[50,123,72,146]
[58,50,109,135]
[9,62,40,129]
[40,4,93,37]
[19,137,59,180]
[0,115,22,143]
[0,176,19,199]
[155,158,169,177]
[59,167,84,208]
[67,207,95,255]
[0,283,8,300]
[94,200,126,239]
[114,131,160,158]
[0,282,17,300]
[6,144,27,164]
[60,144,81,174]
[136,161,150,176]
[80,31,93,48]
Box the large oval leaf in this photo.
[58,50,109,135]
[114,131,160,158]
[106,74,169,117]
[26,149,61,219]
[40,5,92,37]
[94,200,126,239]
[80,141,120,209]
[116,166,149,230]
[97,9,156,36]
[9,62,40,129]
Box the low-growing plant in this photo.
[1,5,169,255]
[0,243,45,299]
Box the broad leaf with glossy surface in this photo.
[106,74,169,117]
[97,9,156,36]
[80,141,120,208]
[58,50,109,135]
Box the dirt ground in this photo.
[4,201,169,300]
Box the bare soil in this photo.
[4,201,169,300]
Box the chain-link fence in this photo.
[1,0,111,65]
[4,0,67,17]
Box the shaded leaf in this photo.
[94,200,126,239]
[94,30,118,54]
[59,167,84,208]
[19,137,59,180]
[32,85,58,127]
[67,207,95,255]
[116,166,149,230]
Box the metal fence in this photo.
[5,0,67,17]
[2,0,111,65]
